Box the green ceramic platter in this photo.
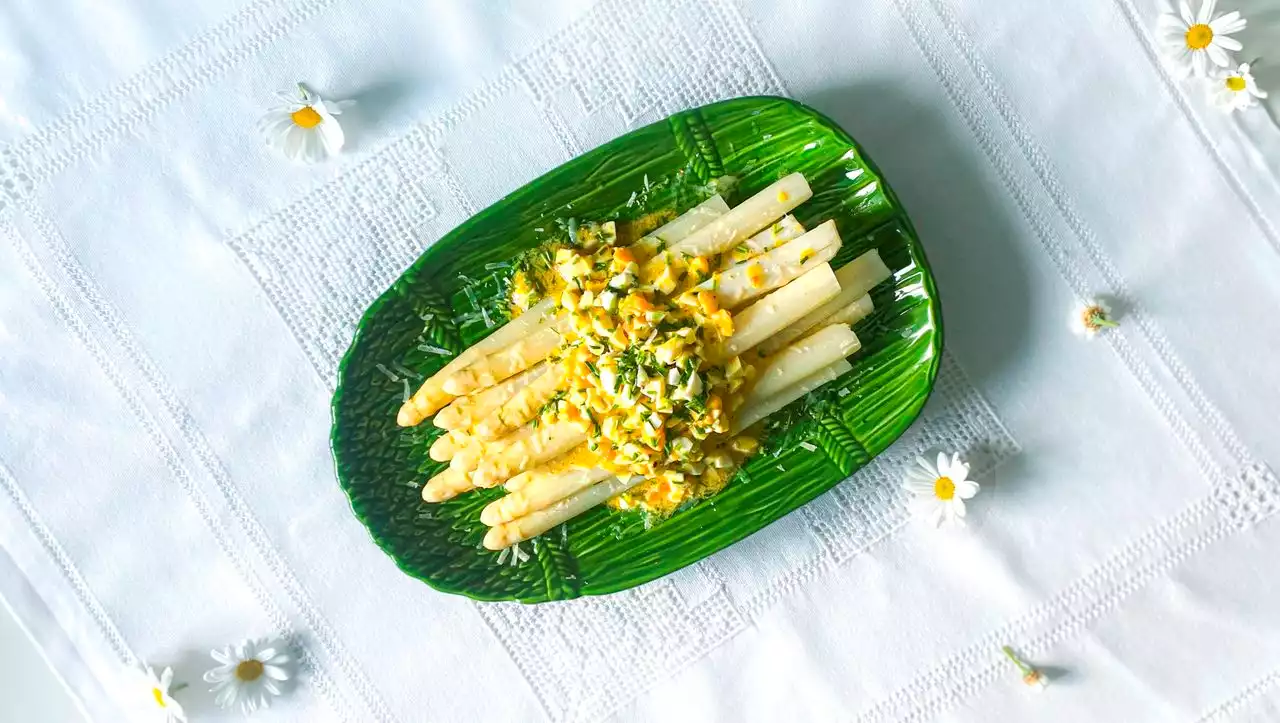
[331,96,942,603]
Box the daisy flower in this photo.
[204,637,294,714]
[258,83,351,163]
[902,452,979,527]
[1156,0,1247,78]
[1002,645,1051,693]
[124,664,187,722]
[1069,298,1119,338]
[1210,62,1268,111]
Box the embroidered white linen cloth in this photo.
[2,0,1280,721]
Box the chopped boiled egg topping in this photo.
[516,219,758,513]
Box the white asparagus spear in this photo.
[643,173,813,276]
[397,297,558,426]
[713,263,842,361]
[717,215,806,269]
[707,220,840,309]
[473,363,567,440]
[480,467,614,526]
[825,294,876,326]
[731,359,853,435]
[757,291,872,357]
[442,325,561,396]
[434,363,546,430]
[746,324,861,404]
[483,474,645,550]
[755,249,887,355]
[472,422,588,488]
[421,465,475,503]
[428,429,479,462]
[633,194,730,257]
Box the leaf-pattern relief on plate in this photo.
[331,96,942,602]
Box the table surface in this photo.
[3,1,1280,721]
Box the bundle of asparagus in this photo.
[396,173,892,550]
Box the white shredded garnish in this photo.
[481,305,494,328]
[375,363,399,382]
[798,441,817,452]
[392,362,421,380]
[418,344,452,356]
[626,191,639,207]
[401,378,411,403]
[496,547,510,565]
[484,261,512,271]
[775,464,786,472]
[404,479,420,489]
[837,388,851,397]
[419,312,435,323]
[643,174,651,192]
[509,542,529,567]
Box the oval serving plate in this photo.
[331,96,942,603]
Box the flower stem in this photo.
[171,682,188,693]
[1001,645,1034,675]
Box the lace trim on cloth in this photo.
[1,208,378,721]
[0,456,136,666]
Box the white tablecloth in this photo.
[2,0,1280,721]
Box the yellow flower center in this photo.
[1185,24,1213,50]
[934,476,956,500]
[1225,76,1246,92]
[152,687,166,708]
[236,659,265,682]
[291,106,323,129]
[1082,305,1107,330]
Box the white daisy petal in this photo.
[159,667,173,689]
[203,666,232,683]
[256,646,277,661]
[1192,50,1208,77]
[263,680,283,696]
[317,115,346,155]
[1210,11,1244,33]
[951,498,968,518]
[935,451,950,478]
[915,456,939,478]
[928,503,947,527]
[303,132,327,163]
[1206,43,1229,68]
[956,479,980,499]
[264,664,291,681]
[904,465,938,484]
[1197,0,1215,24]
[215,684,236,707]
[1179,1,1194,26]
[903,479,934,496]
[1214,35,1242,52]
